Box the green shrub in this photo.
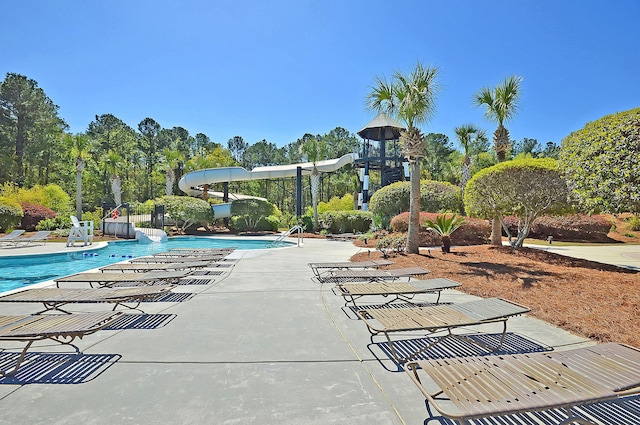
[158,195,213,232]
[317,194,355,214]
[320,210,373,234]
[0,196,23,232]
[36,215,72,231]
[16,184,71,214]
[131,200,155,214]
[82,208,104,229]
[560,107,640,214]
[376,233,407,257]
[627,214,640,231]
[368,181,410,227]
[257,215,280,232]
[229,215,278,232]
[369,180,462,228]
[230,198,277,232]
[299,215,313,232]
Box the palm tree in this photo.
[104,151,123,206]
[366,62,441,253]
[474,75,523,245]
[65,134,90,220]
[162,148,184,196]
[454,124,486,198]
[300,134,327,231]
[424,213,466,253]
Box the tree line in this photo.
[1,71,561,219]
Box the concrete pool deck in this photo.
[0,238,638,424]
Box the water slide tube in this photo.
[178,153,358,218]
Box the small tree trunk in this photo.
[110,176,122,206]
[491,217,502,246]
[75,158,84,220]
[166,168,175,196]
[442,235,451,253]
[407,161,421,254]
[311,170,320,231]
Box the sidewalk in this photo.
[0,238,603,424]
[527,242,640,271]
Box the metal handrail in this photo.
[274,224,304,247]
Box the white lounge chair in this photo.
[66,215,94,247]
[13,230,51,247]
[0,229,25,246]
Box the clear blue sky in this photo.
[4,0,639,151]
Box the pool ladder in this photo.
[274,225,304,247]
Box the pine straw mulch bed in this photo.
[350,244,640,347]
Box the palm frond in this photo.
[495,75,523,123]
[424,213,466,236]
[365,75,396,115]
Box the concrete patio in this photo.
[0,238,637,424]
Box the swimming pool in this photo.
[0,237,291,293]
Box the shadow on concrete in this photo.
[0,351,121,385]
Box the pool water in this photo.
[0,237,290,293]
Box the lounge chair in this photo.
[308,259,394,279]
[129,254,228,263]
[66,215,94,247]
[0,285,173,313]
[54,270,190,288]
[357,297,530,363]
[13,230,51,247]
[164,248,236,255]
[99,261,214,272]
[405,342,640,424]
[0,311,123,377]
[0,229,25,246]
[317,266,430,284]
[335,277,462,307]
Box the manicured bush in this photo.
[230,198,277,232]
[0,196,23,232]
[229,214,279,232]
[19,202,56,231]
[320,210,373,234]
[369,180,462,228]
[391,212,490,246]
[530,215,612,242]
[158,195,213,233]
[464,158,570,247]
[560,107,640,214]
[257,215,280,232]
[36,215,73,231]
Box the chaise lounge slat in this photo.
[318,266,430,283]
[308,259,394,279]
[0,311,123,377]
[0,285,173,313]
[358,297,530,363]
[128,255,226,264]
[335,277,462,306]
[55,271,189,288]
[405,342,640,423]
[100,261,214,272]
